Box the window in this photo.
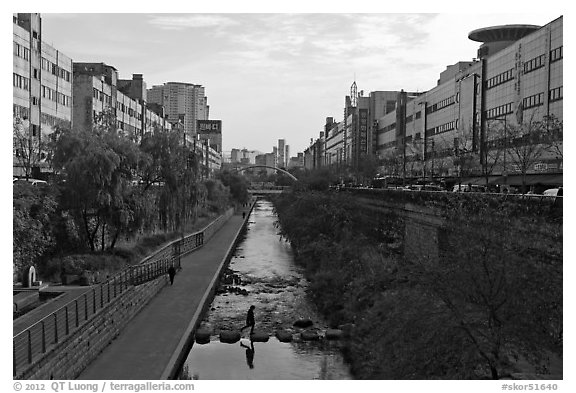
[486,68,514,89]
[485,102,514,119]
[550,46,563,63]
[33,68,39,80]
[549,86,563,102]
[31,96,39,106]
[523,54,546,74]
[522,92,544,109]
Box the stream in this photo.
[178,199,353,380]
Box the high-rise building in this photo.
[278,139,286,168]
[147,82,209,140]
[13,13,73,177]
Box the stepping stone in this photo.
[275,330,293,342]
[219,330,241,344]
[301,329,319,341]
[293,318,313,328]
[325,329,343,340]
[195,329,210,344]
[250,331,269,342]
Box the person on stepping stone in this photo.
[240,305,256,335]
[240,339,255,369]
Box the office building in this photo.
[376,17,562,186]
[13,13,73,176]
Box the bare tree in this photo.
[13,118,45,180]
[541,115,563,161]
[506,114,549,193]
[379,148,403,177]
[480,121,506,186]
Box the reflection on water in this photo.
[183,338,350,380]
[179,200,352,380]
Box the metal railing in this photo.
[13,208,234,378]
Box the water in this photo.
[178,199,352,380]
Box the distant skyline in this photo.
[36,9,562,155]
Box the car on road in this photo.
[543,187,563,197]
[452,184,487,193]
[13,178,48,186]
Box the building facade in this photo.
[72,63,172,142]
[147,82,209,140]
[277,139,286,168]
[375,17,563,186]
[13,13,73,176]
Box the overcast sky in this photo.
[36,5,563,155]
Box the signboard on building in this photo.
[197,120,222,134]
[359,108,368,154]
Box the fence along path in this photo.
[13,209,233,378]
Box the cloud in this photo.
[147,14,239,30]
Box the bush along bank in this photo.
[272,190,562,379]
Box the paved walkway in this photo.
[78,209,250,380]
[13,286,93,336]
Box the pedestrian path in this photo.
[78,210,248,380]
[13,286,93,336]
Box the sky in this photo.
[32,3,564,156]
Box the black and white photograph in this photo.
[9,1,570,391]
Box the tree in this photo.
[411,202,562,379]
[541,115,563,161]
[217,171,249,205]
[505,116,549,193]
[13,183,58,277]
[51,116,142,251]
[379,149,403,178]
[13,118,46,179]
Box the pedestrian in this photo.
[242,212,246,219]
[240,305,256,335]
[168,265,176,285]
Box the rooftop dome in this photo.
[468,25,541,43]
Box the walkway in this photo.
[78,210,249,380]
[13,286,93,336]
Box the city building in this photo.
[72,63,172,142]
[376,17,562,187]
[255,153,277,175]
[197,120,223,153]
[147,82,209,141]
[278,139,286,168]
[13,13,73,177]
[305,16,562,190]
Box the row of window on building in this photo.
[14,43,72,83]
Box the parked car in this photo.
[543,187,563,197]
[452,184,486,193]
[13,178,48,186]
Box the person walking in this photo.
[168,265,176,285]
[240,305,256,335]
